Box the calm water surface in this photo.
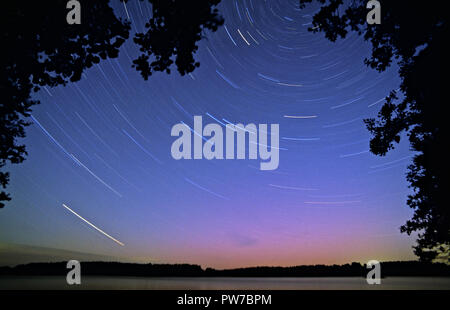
[1,276,450,290]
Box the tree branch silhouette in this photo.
[299,0,448,261]
[0,0,223,208]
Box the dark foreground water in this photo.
[1,276,450,290]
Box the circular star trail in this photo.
[0,0,416,268]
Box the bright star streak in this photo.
[283,115,318,119]
[62,203,125,246]
[237,29,250,45]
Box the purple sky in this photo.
[0,0,418,269]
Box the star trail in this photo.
[0,0,418,268]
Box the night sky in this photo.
[0,0,417,268]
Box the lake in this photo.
[1,276,450,290]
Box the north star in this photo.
[177,294,211,307]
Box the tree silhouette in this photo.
[2,261,450,277]
[0,0,223,208]
[299,0,448,261]
[132,0,223,79]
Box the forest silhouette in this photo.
[1,261,449,277]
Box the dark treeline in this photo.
[1,261,449,277]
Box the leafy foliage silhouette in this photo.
[132,0,223,79]
[0,0,223,208]
[299,0,449,261]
